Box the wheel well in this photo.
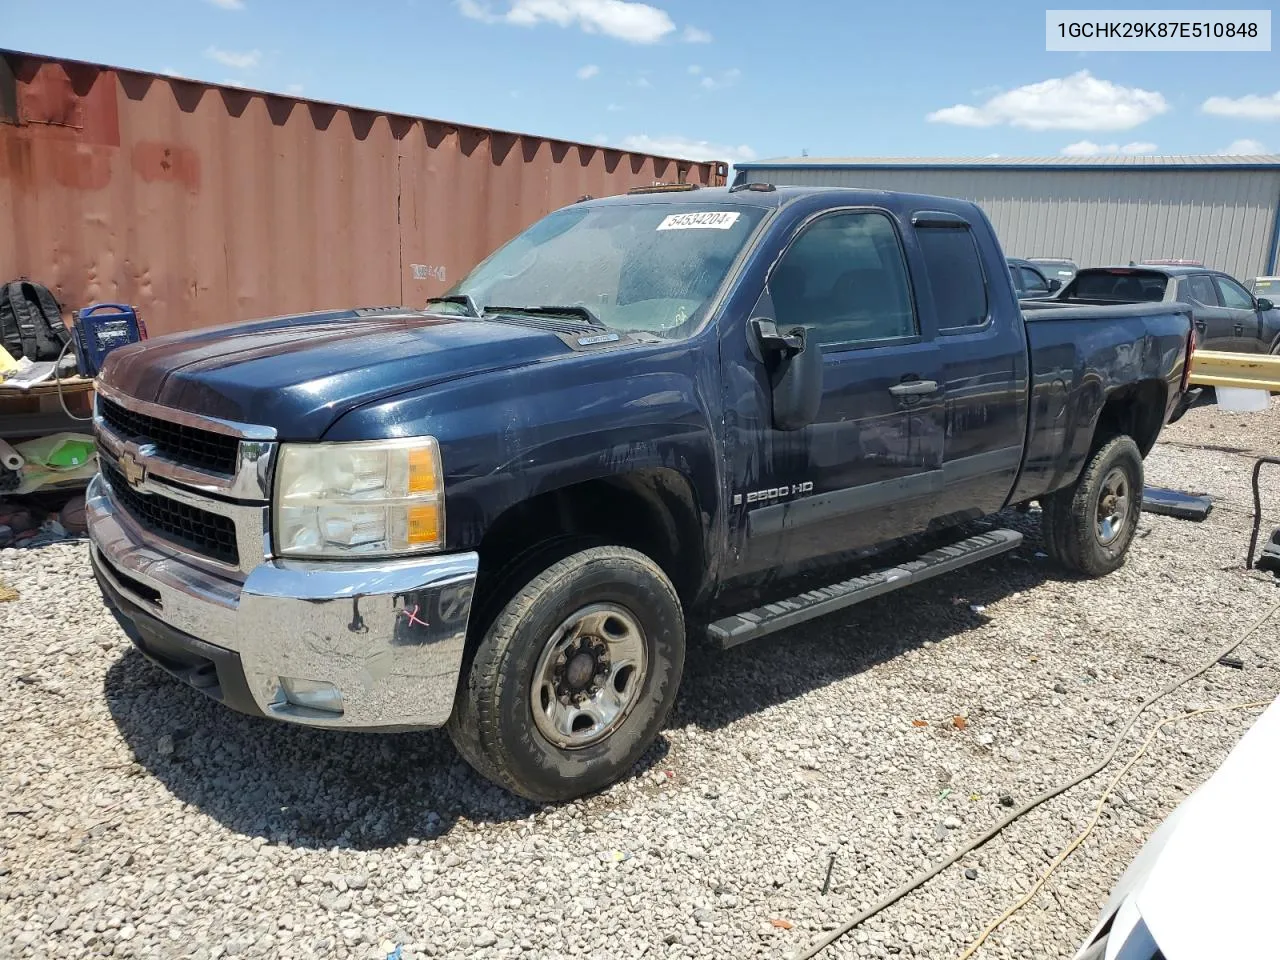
[1093,380,1167,457]
[473,469,705,616]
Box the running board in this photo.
[707,529,1023,649]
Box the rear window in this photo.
[916,225,988,329]
[1068,270,1168,302]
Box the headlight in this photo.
[273,438,444,558]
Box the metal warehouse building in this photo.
[732,155,1280,282]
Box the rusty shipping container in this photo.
[0,50,727,338]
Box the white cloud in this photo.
[628,75,652,89]
[576,64,600,79]
[457,0,675,43]
[1202,91,1280,121]
[205,0,245,8]
[699,67,741,91]
[927,70,1168,131]
[682,25,712,43]
[687,64,701,75]
[619,133,755,162]
[607,102,623,112]
[1060,140,1158,157]
[287,83,305,95]
[204,46,261,69]
[1215,138,1269,155]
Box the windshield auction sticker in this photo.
[656,211,742,231]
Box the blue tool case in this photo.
[72,303,147,377]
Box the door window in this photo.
[768,211,917,347]
[1184,275,1219,305]
[1019,266,1049,297]
[916,223,989,329]
[1215,276,1256,309]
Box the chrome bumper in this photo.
[86,473,478,729]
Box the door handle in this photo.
[889,379,939,397]
[1235,324,1244,336]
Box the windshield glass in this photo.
[439,201,769,337]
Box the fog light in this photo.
[279,677,345,715]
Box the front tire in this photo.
[1040,435,1143,578]
[448,546,685,802]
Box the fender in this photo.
[322,333,726,590]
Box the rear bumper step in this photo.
[707,529,1023,648]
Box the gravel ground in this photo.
[4,397,1280,960]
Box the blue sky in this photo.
[3,0,1278,163]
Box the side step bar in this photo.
[707,529,1023,649]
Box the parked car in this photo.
[1073,695,1279,960]
[1050,265,1280,353]
[1008,257,1062,299]
[1249,275,1279,298]
[1027,257,1079,283]
[85,184,1195,801]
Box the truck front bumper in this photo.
[86,474,479,730]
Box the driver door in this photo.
[721,207,945,579]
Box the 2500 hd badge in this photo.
[734,482,815,506]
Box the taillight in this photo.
[1180,325,1197,392]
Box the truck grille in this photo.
[101,460,240,566]
[98,395,240,475]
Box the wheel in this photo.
[1039,435,1143,578]
[447,546,685,802]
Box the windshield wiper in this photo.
[483,304,605,327]
[425,294,480,317]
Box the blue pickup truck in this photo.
[87,184,1195,801]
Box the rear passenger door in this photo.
[1180,274,1227,349]
[910,211,1029,524]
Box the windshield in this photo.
[438,201,769,337]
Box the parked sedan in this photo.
[1056,265,1280,353]
[1007,258,1061,299]
[1249,275,1278,298]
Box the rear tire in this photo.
[448,546,685,802]
[1040,435,1143,578]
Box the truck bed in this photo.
[1009,300,1194,506]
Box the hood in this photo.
[98,308,575,438]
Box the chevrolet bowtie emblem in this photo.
[118,451,146,488]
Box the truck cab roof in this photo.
[583,184,988,219]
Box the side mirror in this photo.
[1258,297,1275,312]
[1048,278,1062,293]
[751,318,822,431]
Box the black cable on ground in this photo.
[790,599,1280,960]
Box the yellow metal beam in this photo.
[1189,350,1280,391]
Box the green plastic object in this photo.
[14,432,96,470]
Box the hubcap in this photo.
[1096,467,1131,545]
[531,603,648,749]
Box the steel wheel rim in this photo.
[531,603,648,750]
[1096,467,1131,545]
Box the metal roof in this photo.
[737,155,1280,172]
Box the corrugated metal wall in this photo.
[0,51,727,338]
[747,166,1280,281]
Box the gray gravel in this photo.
[3,397,1280,960]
